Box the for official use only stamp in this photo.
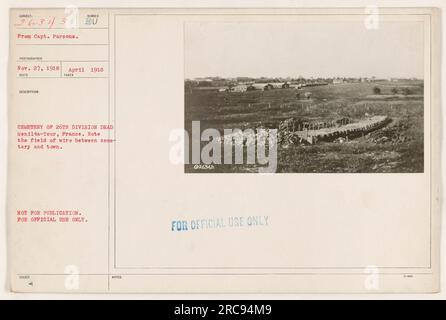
[171,216,270,232]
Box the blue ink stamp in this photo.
[171,216,269,232]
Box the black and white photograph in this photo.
[184,20,425,173]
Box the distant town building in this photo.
[229,85,248,92]
[247,83,271,91]
[191,87,225,93]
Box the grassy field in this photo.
[185,80,424,173]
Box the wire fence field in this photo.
[184,81,424,173]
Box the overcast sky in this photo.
[185,21,424,79]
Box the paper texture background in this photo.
[7,7,441,293]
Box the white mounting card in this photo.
[7,7,441,293]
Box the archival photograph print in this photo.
[184,20,425,173]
